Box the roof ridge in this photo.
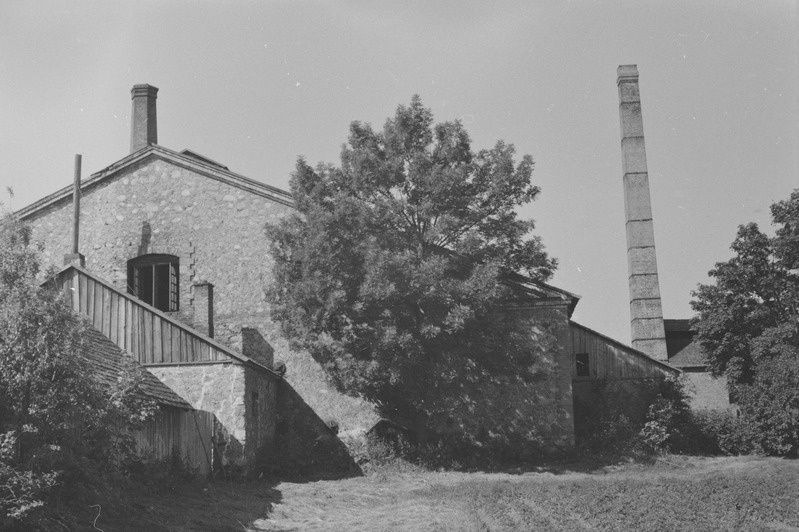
[16,145,294,219]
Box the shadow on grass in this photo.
[31,476,285,532]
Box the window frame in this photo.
[127,254,179,312]
[575,352,590,377]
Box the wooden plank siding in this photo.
[569,321,678,381]
[133,408,214,476]
[58,267,238,367]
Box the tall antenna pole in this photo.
[72,154,81,255]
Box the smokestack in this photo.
[617,65,668,361]
[130,84,159,153]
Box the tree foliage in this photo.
[691,189,799,456]
[0,213,156,523]
[266,97,557,435]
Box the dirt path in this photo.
[249,474,478,531]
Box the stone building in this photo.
[17,82,681,466]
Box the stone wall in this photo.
[23,156,378,433]
[512,303,575,450]
[265,380,359,479]
[148,363,248,466]
[572,377,664,442]
[244,366,278,467]
[420,303,576,456]
[147,362,277,472]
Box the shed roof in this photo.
[570,320,681,375]
[664,319,708,368]
[81,326,192,410]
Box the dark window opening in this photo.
[575,353,590,377]
[251,392,259,417]
[128,254,179,312]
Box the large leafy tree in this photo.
[266,97,557,438]
[691,190,799,455]
[691,190,799,384]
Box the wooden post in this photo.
[72,154,81,254]
[63,154,86,267]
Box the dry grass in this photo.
[93,456,798,531]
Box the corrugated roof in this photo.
[81,326,193,410]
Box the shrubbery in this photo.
[691,189,799,457]
[576,369,797,460]
[0,213,158,527]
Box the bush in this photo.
[735,353,799,456]
[639,377,693,453]
[688,410,755,456]
[682,355,799,458]
[0,431,58,524]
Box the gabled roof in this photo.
[81,326,193,410]
[179,149,229,170]
[502,271,581,317]
[16,144,294,220]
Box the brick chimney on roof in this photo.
[130,84,158,153]
[617,65,668,361]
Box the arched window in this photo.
[127,254,179,312]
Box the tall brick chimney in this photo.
[617,65,668,361]
[130,84,158,153]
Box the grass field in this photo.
[96,456,798,531]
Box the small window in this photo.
[128,254,179,312]
[575,353,590,377]
[251,392,259,416]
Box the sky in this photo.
[1,1,796,345]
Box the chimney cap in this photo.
[131,84,159,98]
[617,65,639,84]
